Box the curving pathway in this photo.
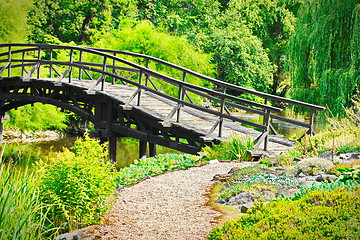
[91,161,252,239]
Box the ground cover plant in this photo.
[208,187,360,239]
[116,153,200,187]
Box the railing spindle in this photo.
[37,46,41,79]
[101,56,107,91]
[69,49,73,83]
[8,46,11,77]
[218,86,226,137]
[21,50,25,77]
[79,50,83,80]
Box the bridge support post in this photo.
[139,140,147,159]
[149,142,156,157]
[109,137,117,164]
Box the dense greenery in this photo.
[4,103,68,131]
[209,187,360,239]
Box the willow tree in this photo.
[288,0,360,116]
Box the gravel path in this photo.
[92,161,252,239]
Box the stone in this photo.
[315,174,338,183]
[260,190,276,201]
[228,167,241,175]
[212,174,231,182]
[208,159,220,165]
[277,188,300,198]
[227,192,259,206]
[240,202,254,213]
[339,152,360,163]
[318,151,335,161]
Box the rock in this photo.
[260,190,276,201]
[228,167,241,175]
[277,188,300,197]
[318,151,335,161]
[338,152,360,163]
[240,202,254,213]
[315,174,338,183]
[227,192,259,206]
[212,174,231,182]
[55,226,98,240]
[208,159,220,165]
[295,158,334,176]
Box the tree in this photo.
[201,24,274,94]
[0,0,33,43]
[28,0,137,43]
[219,0,296,96]
[288,0,360,116]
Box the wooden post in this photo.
[37,46,41,79]
[139,140,147,159]
[8,46,11,77]
[263,109,271,151]
[308,110,315,135]
[149,142,156,157]
[218,86,226,137]
[109,137,117,164]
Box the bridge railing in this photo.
[0,43,325,151]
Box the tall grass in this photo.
[0,165,47,239]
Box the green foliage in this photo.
[0,0,33,43]
[28,0,137,43]
[116,153,200,187]
[0,165,48,240]
[209,187,360,239]
[217,0,296,96]
[4,103,68,132]
[288,0,360,116]
[35,134,116,231]
[91,21,214,101]
[201,135,253,161]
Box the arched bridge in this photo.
[0,44,325,163]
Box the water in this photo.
[2,136,179,170]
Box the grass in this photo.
[0,165,49,239]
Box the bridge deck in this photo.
[67,78,294,156]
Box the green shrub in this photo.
[116,154,200,187]
[35,134,116,231]
[201,135,253,161]
[0,165,48,240]
[209,187,360,239]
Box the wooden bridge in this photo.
[0,44,325,163]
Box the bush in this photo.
[116,154,200,187]
[201,135,253,161]
[35,134,116,231]
[209,187,360,239]
[0,165,47,240]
